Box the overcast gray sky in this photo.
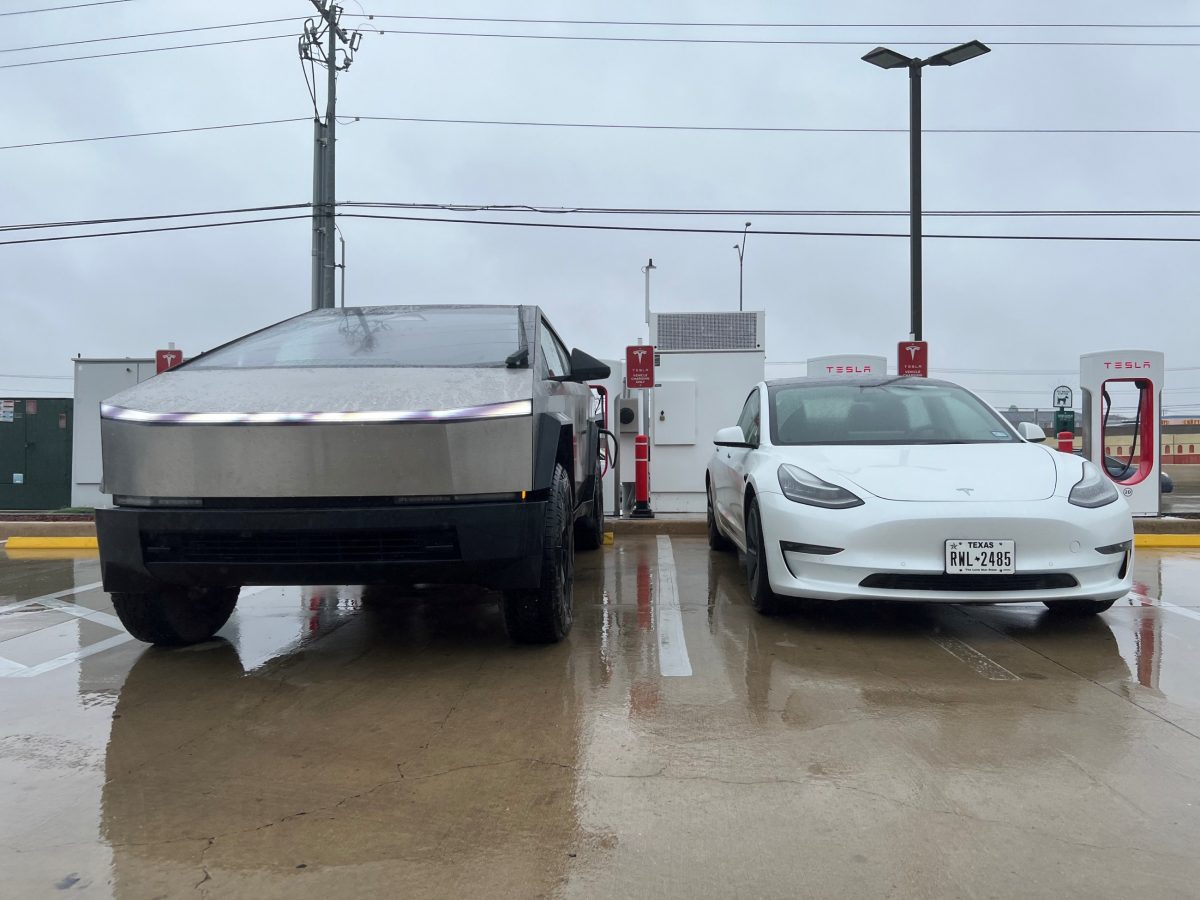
[4,0,1198,414]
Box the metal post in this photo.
[310,118,325,310]
[320,14,338,309]
[339,231,346,307]
[642,258,654,329]
[908,60,923,342]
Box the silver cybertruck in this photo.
[96,305,610,646]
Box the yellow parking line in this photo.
[1135,534,1200,549]
[4,536,99,550]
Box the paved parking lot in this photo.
[3,539,1200,898]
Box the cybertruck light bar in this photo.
[100,399,533,425]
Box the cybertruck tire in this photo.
[112,585,240,646]
[1043,598,1117,616]
[575,460,605,551]
[503,464,574,644]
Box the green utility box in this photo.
[1053,408,1076,437]
[0,398,73,510]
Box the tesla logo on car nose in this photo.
[956,487,974,495]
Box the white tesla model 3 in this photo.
[706,377,1133,616]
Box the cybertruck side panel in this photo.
[102,415,534,498]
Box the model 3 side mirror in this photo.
[1017,422,1047,442]
[714,426,752,447]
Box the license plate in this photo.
[945,539,1015,574]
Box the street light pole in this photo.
[734,221,751,311]
[862,40,990,342]
[908,59,922,342]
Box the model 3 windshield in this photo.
[769,381,1018,446]
[189,306,524,369]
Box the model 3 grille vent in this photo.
[142,529,460,565]
[859,573,1079,592]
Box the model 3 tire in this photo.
[1043,598,1117,615]
[575,460,605,551]
[707,482,734,552]
[112,584,239,646]
[503,463,575,643]
[745,497,782,615]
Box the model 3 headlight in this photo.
[777,464,864,509]
[1069,461,1119,508]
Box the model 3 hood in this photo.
[102,366,534,416]
[795,443,1058,502]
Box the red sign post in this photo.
[156,348,184,373]
[897,341,928,377]
[625,345,655,389]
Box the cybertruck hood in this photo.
[103,366,534,416]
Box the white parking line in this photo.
[1127,590,1200,624]
[930,634,1021,681]
[0,581,104,616]
[655,535,693,677]
[14,632,135,678]
[1158,601,1200,624]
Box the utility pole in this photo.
[299,2,361,310]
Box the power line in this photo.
[0,17,299,53]
[3,205,1198,245]
[0,118,311,151]
[6,30,1200,69]
[8,115,1200,152]
[0,372,72,379]
[348,28,1200,48]
[347,114,1200,136]
[343,201,1200,218]
[0,203,309,232]
[0,33,292,69]
[348,14,1200,30]
[2,0,132,15]
[339,210,1200,242]
[0,214,309,246]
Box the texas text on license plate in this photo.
[945,539,1015,574]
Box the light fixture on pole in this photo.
[641,258,656,331]
[733,221,751,311]
[862,40,990,341]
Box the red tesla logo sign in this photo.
[898,341,928,377]
[156,349,183,374]
[626,345,655,389]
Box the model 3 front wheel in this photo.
[745,498,782,615]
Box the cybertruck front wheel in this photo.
[503,464,574,643]
[112,584,239,646]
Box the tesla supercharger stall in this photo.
[1080,349,1164,517]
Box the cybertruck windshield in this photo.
[770,380,1019,446]
[188,306,526,369]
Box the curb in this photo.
[2,518,1198,551]
[6,536,98,550]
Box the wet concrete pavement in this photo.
[3,542,1200,898]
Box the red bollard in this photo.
[630,434,655,518]
[1057,431,1074,453]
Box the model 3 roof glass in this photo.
[188,306,524,369]
[769,381,1018,446]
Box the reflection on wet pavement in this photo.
[2,542,1200,896]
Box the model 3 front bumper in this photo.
[755,490,1133,603]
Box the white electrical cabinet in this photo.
[71,358,156,508]
[648,312,766,511]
